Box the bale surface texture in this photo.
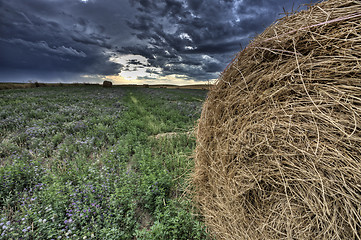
[193,0,361,239]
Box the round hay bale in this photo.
[193,0,361,239]
[103,80,113,88]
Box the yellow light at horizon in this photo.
[81,73,216,86]
[104,74,215,86]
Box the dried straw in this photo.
[192,0,361,239]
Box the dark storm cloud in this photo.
[124,0,315,81]
[2,38,87,58]
[187,0,204,11]
[0,0,315,83]
[127,59,150,67]
[0,0,132,82]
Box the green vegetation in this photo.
[0,86,210,239]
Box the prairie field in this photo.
[0,86,211,239]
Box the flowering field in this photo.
[0,86,210,239]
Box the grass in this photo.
[0,86,211,239]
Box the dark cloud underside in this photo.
[0,0,315,83]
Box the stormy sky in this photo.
[0,0,315,85]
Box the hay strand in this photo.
[193,0,361,239]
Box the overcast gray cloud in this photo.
[0,0,315,84]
